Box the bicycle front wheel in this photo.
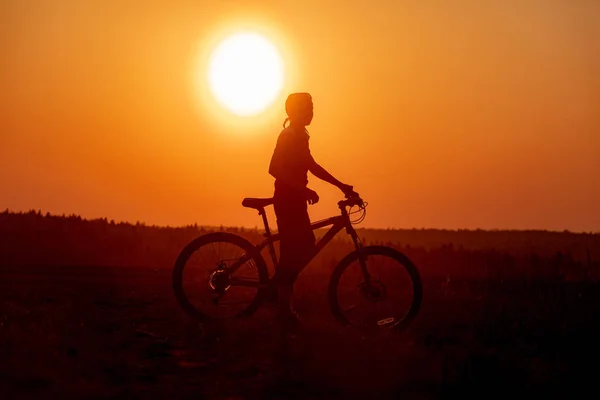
[328,245,423,332]
[172,232,269,321]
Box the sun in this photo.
[208,32,284,117]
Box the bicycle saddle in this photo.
[242,197,274,210]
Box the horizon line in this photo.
[3,208,599,235]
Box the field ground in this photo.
[2,264,600,399]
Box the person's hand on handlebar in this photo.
[338,183,356,198]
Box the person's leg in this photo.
[273,198,315,282]
[272,197,315,330]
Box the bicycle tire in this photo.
[328,245,423,331]
[172,232,269,321]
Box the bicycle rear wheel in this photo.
[172,232,269,321]
[328,245,422,332]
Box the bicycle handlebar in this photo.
[338,192,365,209]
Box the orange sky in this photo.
[2,0,599,232]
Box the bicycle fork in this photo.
[346,223,371,282]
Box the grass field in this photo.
[2,263,599,399]
[1,212,600,398]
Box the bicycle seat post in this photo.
[258,207,278,267]
[258,208,271,237]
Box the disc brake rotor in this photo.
[359,280,387,303]
[209,270,232,293]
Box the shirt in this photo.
[269,125,315,197]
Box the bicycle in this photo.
[172,194,423,331]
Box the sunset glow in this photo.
[208,32,284,116]
[1,1,599,232]
[2,3,600,394]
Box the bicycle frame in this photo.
[227,204,367,286]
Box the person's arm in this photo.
[309,160,354,195]
[309,161,342,187]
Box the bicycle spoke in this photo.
[229,277,260,288]
[193,246,213,272]
[177,234,265,320]
[333,248,419,331]
[222,242,233,263]
[211,241,219,265]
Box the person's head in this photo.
[283,92,313,128]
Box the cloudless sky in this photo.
[2,0,599,231]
